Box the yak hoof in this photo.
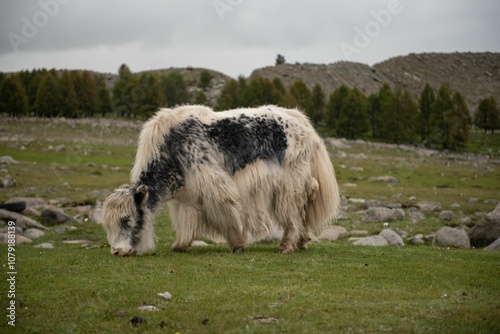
[172,247,186,253]
[233,246,245,254]
[279,245,294,254]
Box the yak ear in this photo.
[134,184,149,205]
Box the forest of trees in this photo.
[1,65,498,150]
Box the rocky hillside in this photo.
[84,52,499,111]
[140,67,232,106]
[250,52,500,111]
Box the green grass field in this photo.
[0,118,499,333]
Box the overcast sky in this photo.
[1,0,499,78]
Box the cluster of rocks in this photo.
[320,198,500,251]
[0,196,103,249]
[1,191,499,252]
[1,156,18,189]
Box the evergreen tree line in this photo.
[0,69,111,118]
[1,65,499,150]
[216,77,499,150]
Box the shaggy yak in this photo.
[102,105,340,256]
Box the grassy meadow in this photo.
[0,117,499,333]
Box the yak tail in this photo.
[305,140,340,234]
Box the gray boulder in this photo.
[34,242,55,249]
[468,203,500,247]
[5,197,47,209]
[23,228,45,239]
[409,211,426,223]
[0,156,18,165]
[484,237,500,252]
[0,233,32,244]
[433,226,470,248]
[0,209,47,230]
[367,176,399,183]
[318,226,348,241]
[439,210,456,220]
[41,207,74,225]
[353,235,389,246]
[0,175,16,188]
[408,234,425,245]
[379,228,404,246]
[363,207,405,222]
[417,201,442,212]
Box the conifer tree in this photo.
[80,71,98,117]
[198,70,213,91]
[309,84,325,125]
[418,83,435,142]
[133,73,162,119]
[289,80,311,112]
[367,92,381,138]
[242,77,280,107]
[431,84,453,149]
[474,96,499,133]
[59,71,79,117]
[35,72,59,117]
[336,87,368,139]
[113,64,136,117]
[326,84,350,130]
[161,72,189,107]
[450,91,471,149]
[96,76,112,117]
[377,84,394,140]
[0,74,29,117]
[215,79,241,111]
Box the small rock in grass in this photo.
[484,237,500,251]
[138,304,159,312]
[191,240,209,247]
[439,210,456,220]
[433,226,470,248]
[318,226,348,241]
[157,291,172,300]
[352,235,389,246]
[379,228,404,246]
[408,234,424,245]
[33,242,54,249]
[252,316,279,323]
[417,201,442,212]
[62,239,91,244]
[24,228,45,239]
[114,310,128,317]
[130,315,146,325]
[367,176,400,183]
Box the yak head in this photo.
[102,185,155,256]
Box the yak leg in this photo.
[200,170,246,253]
[169,200,199,252]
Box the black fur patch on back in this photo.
[137,114,288,209]
[206,115,287,174]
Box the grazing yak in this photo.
[102,105,340,256]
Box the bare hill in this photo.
[250,52,500,111]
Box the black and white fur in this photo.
[102,105,340,255]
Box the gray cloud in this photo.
[0,0,498,77]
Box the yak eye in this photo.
[120,216,131,230]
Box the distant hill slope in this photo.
[66,52,500,111]
[373,52,500,109]
[139,67,232,106]
[250,52,500,111]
